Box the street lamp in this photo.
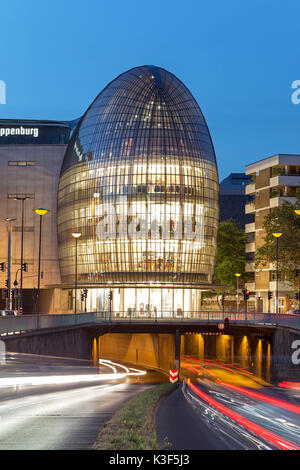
[235,273,241,312]
[4,218,16,310]
[14,196,31,313]
[72,232,82,314]
[34,208,49,315]
[294,209,300,306]
[272,232,282,314]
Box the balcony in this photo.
[245,242,255,253]
[245,262,255,272]
[270,196,296,208]
[269,280,293,292]
[270,175,300,188]
[245,183,255,195]
[245,201,255,214]
[245,282,255,291]
[245,222,255,233]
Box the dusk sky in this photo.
[1,0,300,180]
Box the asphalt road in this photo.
[156,356,300,450]
[0,352,166,450]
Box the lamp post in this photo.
[235,273,241,312]
[34,208,48,315]
[272,232,282,314]
[4,218,16,310]
[295,209,300,307]
[72,232,82,314]
[14,196,30,314]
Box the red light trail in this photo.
[216,381,300,415]
[186,380,300,451]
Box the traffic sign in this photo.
[218,322,225,330]
[169,368,178,383]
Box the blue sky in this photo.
[0,0,299,180]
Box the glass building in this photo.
[57,65,219,316]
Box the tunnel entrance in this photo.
[91,332,175,376]
[181,333,271,382]
[90,329,271,383]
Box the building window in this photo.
[7,194,35,199]
[8,161,36,166]
[12,226,34,233]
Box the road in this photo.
[157,356,300,450]
[2,352,299,451]
[0,352,166,450]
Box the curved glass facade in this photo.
[57,65,219,312]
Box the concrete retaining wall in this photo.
[98,333,175,374]
[271,327,300,383]
[3,328,92,360]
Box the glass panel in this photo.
[57,66,219,289]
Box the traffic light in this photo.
[0,262,6,272]
[243,289,251,301]
[108,290,113,301]
[11,289,17,306]
[5,280,8,288]
[268,291,273,300]
[22,263,28,272]
[83,288,88,298]
[81,292,85,302]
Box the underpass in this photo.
[1,312,299,384]
[0,313,299,451]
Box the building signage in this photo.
[0,127,39,138]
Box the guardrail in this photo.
[0,313,97,336]
[93,311,300,328]
[0,311,299,336]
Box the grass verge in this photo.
[92,382,178,450]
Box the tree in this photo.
[213,219,247,291]
[255,200,300,288]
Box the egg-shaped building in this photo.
[57,65,219,315]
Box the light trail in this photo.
[216,381,300,415]
[182,356,254,375]
[181,361,215,378]
[0,359,146,388]
[278,382,300,390]
[186,379,300,451]
[0,374,127,387]
[99,359,147,376]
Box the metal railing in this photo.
[93,310,300,327]
[0,310,299,336]
[0,313,96,336]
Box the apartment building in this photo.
[245,154,300,313]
